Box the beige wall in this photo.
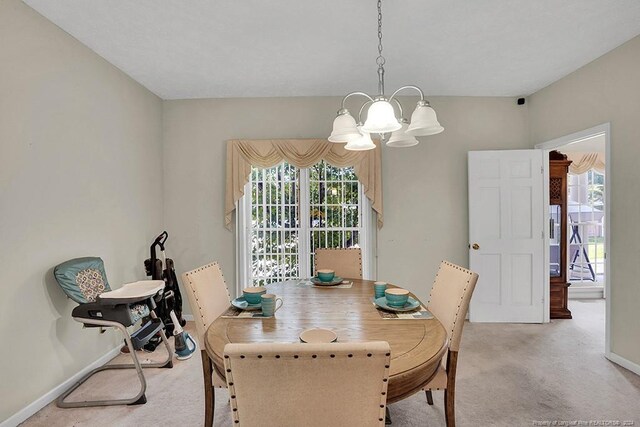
[0,0,163,422]
[529,35,640,366]
[162,96,529,306]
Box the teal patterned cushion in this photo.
[54,257,111,304]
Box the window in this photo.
[567,169,605,285]
[237,161,373,287]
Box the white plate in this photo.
[299,328,338,343]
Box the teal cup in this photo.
[261,294,283,317]
[374,281,387,298]
[317,269,335,282]
[385,288,410,307]
[243,286,266,304]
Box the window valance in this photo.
[225,139,383,230]
[567,152,605,175]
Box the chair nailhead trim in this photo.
[226,349,391,425]
[426,261,477,351]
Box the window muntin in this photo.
[244,161,367,287]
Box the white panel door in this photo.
[468,150,545,323]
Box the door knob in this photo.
[472,243,480,250]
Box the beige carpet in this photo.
[21,300,640,426]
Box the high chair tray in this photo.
[99,280,165,304]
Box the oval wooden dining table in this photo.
[205,279,448,403]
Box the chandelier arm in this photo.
[391,98,404,119]
[339,92,375,112]
[388,85,426,104]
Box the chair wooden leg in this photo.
[444,388,454,427]
[444,351,458,427]
[201,350,215,427]
[425,390,434,405]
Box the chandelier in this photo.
[329,0,444,151]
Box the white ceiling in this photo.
[23,0,640,100]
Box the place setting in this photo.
[298,269,354,288]
[372,281,434,320]
[222,286,284,318]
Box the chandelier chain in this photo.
[376,0,385,67]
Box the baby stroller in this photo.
[143,231,187,351]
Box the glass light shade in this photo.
[361,100,402,134]
[406,103,444,136]
[345,127,376,151]
[386,121,419,147]
[328,111,360,143]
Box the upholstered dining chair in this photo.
[314,247,363,279]
[182,262,232,427]
[223,341,391,427]
[422,261,479,427]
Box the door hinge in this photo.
[541,230,544,239]
[541,165,544,174]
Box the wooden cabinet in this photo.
[549,151,572,319]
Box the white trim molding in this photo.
[606,352,640,377]
[568,286,604,299]
[535,122,611,354]
[1,345,121,427]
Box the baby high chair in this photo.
[54,257,173,407]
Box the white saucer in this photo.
[299,328,338,343]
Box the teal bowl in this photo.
[243,286,266,304]
[317,269,335,282]
[385,288,409,307]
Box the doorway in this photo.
[535,123,611,354]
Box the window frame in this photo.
[235,163,376,295]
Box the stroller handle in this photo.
[153,231,168,251]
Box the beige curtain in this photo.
[567,152,605,174]
[225,139,383,230]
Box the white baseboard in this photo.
[1,345,121,427]
[606,351,640,376]
[182,314,194,321]
[568,286,604,299]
